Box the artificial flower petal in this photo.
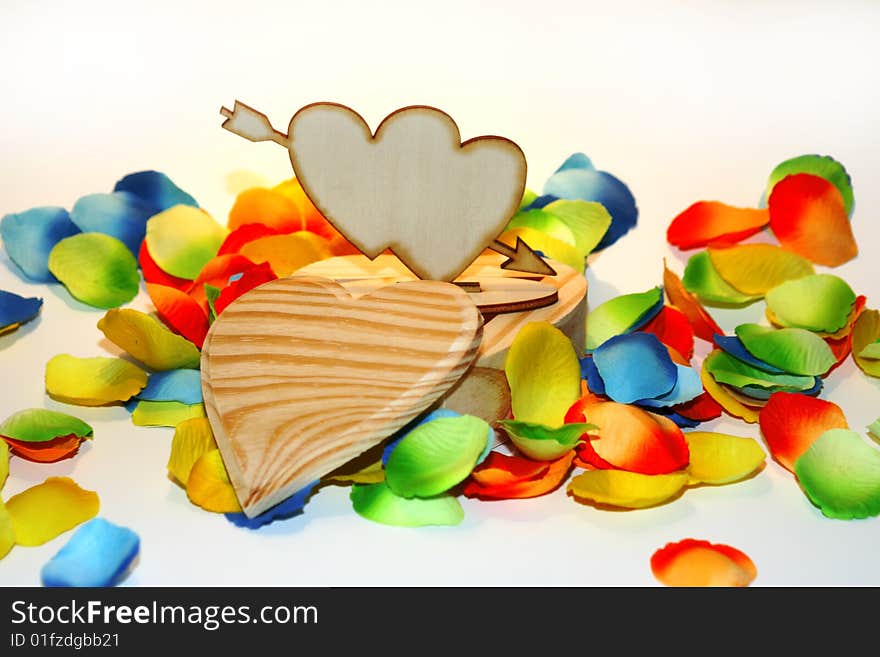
[868,419,880,440]
[667,201,769,250]
[225,481,318,529]
[213,262,278,316]
[238,231,333,277]
[144,205,226,280]
[0,408,92,443]
[131,401,205,427]
[499,420,594,461]
[216,222,282,256]
[3,434,85,463]
[639,305,694,361]
[672,392,723,422]
[167,417,216,485]
[138,241,191,290]
[137,369,203,404]
[700,359,759,424]
[758,391,848,472]
[186,449,241,513]
[69,192,154,256]
[0,502,13,559]
[48,233,140,309]
[351,481,463,527]
[638,364,702,409]
[765,274,856,333]
[768,173,857,267]
[593,333,678,403]
[45,355,147,406]
[186,253,258,310]
[0,206,80,282]
[852,309,880,377]
[0,440,8,488]
[6,477,99,546]
[97,308,201,371]
[227,187,302,232]
[713,333,784,373]
[325,458,385,485]
[682,251,761,306]
[0,290,42,330]
[794,429,880,520]
[505,207,577,248]
[685,432,766,485]
[506,321,582,427]
[113,170,199,216]
[568,469,688,509]
[539,153,638,250]
[41,518,139,587]
[580,402,690,474]
[385,415,489,498]
[497,227,584,273]
[735,323,836,377]
[463,451,574,500]
[585,286,664,352]
[145,283,210,348]
[510,199,611,257]
[662,262,723,342]
[703,349,816,392]
[766,154,853,217]
[469,451,548,487]
[651,539,757,587]
[708,244,814,296]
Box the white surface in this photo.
[1,0,879,586]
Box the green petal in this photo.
[1,442,8,489]
[794,429,880,520]
[47,233,140,309]
[130,401,206,427]
[585,286,663,351]
[507,209,577,248]
[144,206,227,280]
[852,310,880,377]
[542,199,612,257]
[765,274,856,333]
[97,308,201,371]
[506,321,582,427]
[499,420,596,461]
[519,189,538,210]
[385,415,489,498]
[45,355,147,406]
[767,154,854,217]
[735,323,837,376]
[704,349,815,392]
[351,482,464,527]
[682,251,760,306]
[0,409,93,443]
[868,419,880,440]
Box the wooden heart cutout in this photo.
[201,276,483,517]
[287,103,527,282]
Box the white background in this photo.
[1,0,879,586]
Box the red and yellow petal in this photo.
[463,451,574,500]
[663,261,723,343]
[667,201,769,250]
[639,305,695,361]
[651,539,757,587]
[146,283,209,349]
[2,434,85,463]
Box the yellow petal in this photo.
[168,417,217,486]
[708,244,814,296]
[0,440,8,489]
[239,231,332,277]
[0,501,14,559]
[498,226,584,273]
[505,321,582,428]
[568,470,689,509]
[685,431,766,485]
[45,354,147,406]
[6,477,99,546]
[131,401,206,427]
[325,458,385,484]
[97,308,201,371]
[186,449,242,513]
[700,358,759,423]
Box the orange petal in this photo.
[651,539,757,587]
[238,231,333,277]
[768,173,858,267]
[639,305,695,361]
[146,283,209,349]
[565,394,606,424]
[663,261,723,343]
[3,434,84,463]
[138,241,191,291]
[213,262,278,316]
[469,451,549,487]
[580,402,689,474]
[227,187,303,232]
[463,451,574,499]
[758,391,848,472]
[186,253,258,309]
[667,201,769,250]
[217,222,283,256]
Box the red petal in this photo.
[470,452,549,487]
[672,391,723,421]
[138,241,191,291]
[758,391,849,472]
[146,283,209,348]
[3,434,85,463]
[768,173,857,267]
[640,305,695,361]
[667,201,769,250]
[574,439,618,470]
[217,223,282,256]
[663,261,723,343]
[213,262,279,316]
[186,254,258,310]
[565,394,605,424]
[463,451,574,500]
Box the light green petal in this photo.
[48,233,139,309]
[0,409,93,443]
[735,323,836,376]
[585,287,663,352]
[765,274,856,333]
[682,251,760,306]
[499,420,595,461]
[351,482,463,527]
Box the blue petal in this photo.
[136,369,203,404]
[542,155,638,250]
[381,407,493,466]
[113,170,199,216]
[0,290,42,328]
[522,194,559,211]
[713,334,785,374]
[648,408,702,429]
[225,481,318,529]
[554,152,595,173]
[70,192,154,255]
[637,364,702,408]
[41,518,140,587]
[738,376,823,401]
[0,207,80,281]
[123,398,139,413]
[593,333,677,404]
[580,356,606,395]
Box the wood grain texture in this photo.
[288,103,527,282]
[201,276,483,517]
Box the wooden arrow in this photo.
[489,237,557,277]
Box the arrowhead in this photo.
[499,237,557,277]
